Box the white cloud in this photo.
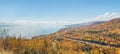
[91,12,120,21]
[0,20,50,25]
[72,12,120,24]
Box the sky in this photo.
[0,0,120,25]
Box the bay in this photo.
[0,24,64,38]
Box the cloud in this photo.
[75,12,120,23]
[65,12,120,24]
[91,12,120,21]
[0,20,50,25]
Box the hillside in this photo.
[60,18,120,31]
[58,18,120,47]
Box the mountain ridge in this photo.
[65,21,105,28]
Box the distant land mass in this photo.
[65,21,106,28]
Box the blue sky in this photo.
[0,0,120,24]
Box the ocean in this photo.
[0,24,64,38]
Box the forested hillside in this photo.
[58,18,120,47]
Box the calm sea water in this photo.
[0,24,64,38]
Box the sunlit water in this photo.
[0,24,64,38]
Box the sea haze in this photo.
[0,23,64,38]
